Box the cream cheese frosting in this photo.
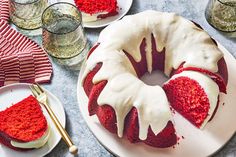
[10,125,50,149]
[82,11,108,22]
[82,11,224,140]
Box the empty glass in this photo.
[205,0,236,32]
[42,2,89,70]
[9,0,48,30]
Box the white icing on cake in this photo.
[82,11,108,22]
[82,11,224,140]
[10,125,50,149]
[168,71,220,128]
[97,11,223,75]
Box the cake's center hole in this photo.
[141,70,169,86]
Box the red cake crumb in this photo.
[177,135,185,141]
[170,106,176,114]
[0,95,47,142]
[163,77,210,128]
[177,136,180,141]
[74,0,118,16]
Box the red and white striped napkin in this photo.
[0,0,9,22]
[0,0,53,86]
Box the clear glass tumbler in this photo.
[42,2,89,70]
[9,0,48,30]
[205,0,236,32]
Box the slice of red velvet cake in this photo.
[0,95,50,151]
[163,71,220,128]
[74,0,118,22]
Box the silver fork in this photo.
[30,83,78,154]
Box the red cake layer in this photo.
[0,95,48,150]
[74,0,118,17]
[163,77,211,128]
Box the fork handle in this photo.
[42,102,78,155]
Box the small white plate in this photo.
[77,43,236,157]
[50,0,133,28]
[0,83,66,157]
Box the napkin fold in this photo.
[0,0,9,22]
[0,0,53,86]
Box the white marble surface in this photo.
[28,0,236,157]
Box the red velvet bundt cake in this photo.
[81,11,228,148]
[0,95,50,151]
[74,0,118,22]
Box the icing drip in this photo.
[168,71,220,128]
[82,11,223,140]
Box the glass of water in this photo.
[9,0,48,30]
[205,0,236,32]
[42,2,89,70]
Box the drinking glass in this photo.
[205,0,236,32]
[42,2,89,70]
[9,0,48,30]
